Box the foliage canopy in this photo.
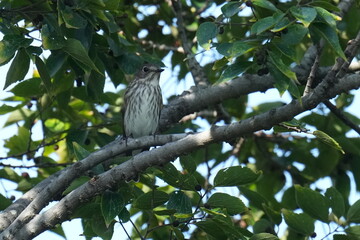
[0,0,360,239]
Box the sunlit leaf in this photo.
[251,16,275,35]
[207,192,248,215]
[250,233,279,240]
[290,6,317,27]
[313,130,345,154]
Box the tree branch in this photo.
[0,134,187,234]
[159,74,274,131]
[171,0,208,87]
[7,71,360,240]
[323,100,360,136]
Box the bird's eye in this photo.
[143,66,149,72]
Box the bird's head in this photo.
[135,64,164,84]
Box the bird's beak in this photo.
[156,68,164,73]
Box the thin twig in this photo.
[119,221,132,240]
[0,162,71,169]
[171,0,208,86]
[0,137,65,161]
[130,219,144,240]
[181,189,208,231]
[323,100,360,136]
[303,45,322,96]
[136,38,184,53]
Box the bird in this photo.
[122,63,163,154]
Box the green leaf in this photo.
[157,163,199,191]
[295,185,329,222]
[179,155,197,174]
[4,48,30,89]
[0,35,32,66]
[313,130,345,154]
[0,194,13,210]
[263,205,282,225]
[272,41,298,63]
[154,209,177,216]
[345,226,360,238]
[0,167,21,183]
[282,209,315,235]
[0,104,24,115]
[217,61,253,83]
[287,75,301,99]
[251,16,275,35]
[10,78,42,97]
[333,234,351,240]
[216,41,256,60]
[268,58,293,96]
[60,6,87,29]
[196,219,227,239]
[280,24,308,45]
[238,187,268,209]
[196,22,218,50]
[207,192,248,215]
[310,23,346,60]
[91,214,115,240]
[221,2,242,18]
[41,24,65,50]
[118,207,130,223]
[66,130,88,156]
[268,51,298,82]
[101,190,124,227]
[347,199,360,223]
[44,118,69,133]
[212,215,245,238]
[250,233,279,240]
[214,166,261,187]
[315,7,340,29]
[227,41,255,58]
[63,176,90,195]
[325,187,345,217]
[167,191,192,217]
[72,142,91,161]
[252,0,279,12]
[290,6,317,27]
[34,56,52,95]
[309,1,341,12]
[133,190,169,210]
[4,126,31,156]
[271,17,291,32]
[62,38,101,73]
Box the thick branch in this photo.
[8,72,360,240]
[159,74,274,131]
[0,134,186,235]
